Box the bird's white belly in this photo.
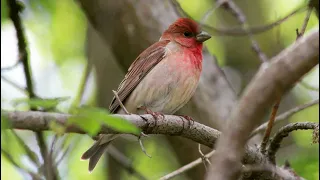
[124,57,200,114]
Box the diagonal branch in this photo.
[159,150,215,180]
[260,98,281,154]
[218,0,268,63]
[206,27,319,180]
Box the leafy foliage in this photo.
[12,97,69,110]
[68,106,141,136]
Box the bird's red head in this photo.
[161,18,211,48]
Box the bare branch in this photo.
[206,28,319,180]
[2,110,268,164]
[159,150,215,180]
[260,98,281,154]
[112,90,130,115]
[1,57,21,72]
[267,122,318,164]
[12,130,40,166]
[171,0,307,37]
[296,8,313,39]
[138,136,152,158]
[198,144,211,170]
[219,0,268,63]
[3,110,220,148]
[251,99,319,138]
[6,0,57,178]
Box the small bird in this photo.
[81,18,211,172]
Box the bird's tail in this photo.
[81,134,119,172]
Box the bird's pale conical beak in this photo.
[196,31,211,42]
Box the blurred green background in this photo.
[1,0,318,179]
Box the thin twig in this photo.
[55,145,71,167]
[1,57,21,72]
[170,0,191,18]
[250,99,319,138]
[49,135,58,161]
[1,75,28,94]
[159,150,215,180]
[12,130,40,166]
[7,0,55,178]
[260,98,281,154]
[113,89,152,159]
[198,144,211,171]
[171,0,306,36]
[220,0,268,63]
[138,137,151,158]
[267,122,318,164]
[200,1,224,24]
[7,0,35,98]
[112,90,130,115]
[296,7,313,39]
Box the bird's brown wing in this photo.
[109,40,170,113]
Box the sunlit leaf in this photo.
[1,0,8,23]
[68,115,101,136]
[69,107,140,136]
[1,112,11,131]
[49,121,66,136]
[12,97,70,110]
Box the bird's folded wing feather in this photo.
[109,40,170,113]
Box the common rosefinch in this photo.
[81,18,211,172]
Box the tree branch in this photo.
[206,27,319,180]
[159,150,215,180]
[260,98,281,154]
[3,111,220,147]
[2,110,268,163]
[250,98,319,138]
[267,122,318,164]
[218,0,268,63]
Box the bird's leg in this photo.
[177,115,195,128]
[139,106,165,120]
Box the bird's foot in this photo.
[139,106,165,120]
[178,115,195,128]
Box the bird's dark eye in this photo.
[183,31,193,38]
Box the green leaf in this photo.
[49,121,66,136]
[12,97,70,110]
[1,0,8,23]
[68,115,101,136]
[1,112,11,131]
[100,115,141,135]
[69,107,140,136]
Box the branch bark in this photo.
[206,27,319,180]
[267,122,318,164]
[3,110,267,164]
